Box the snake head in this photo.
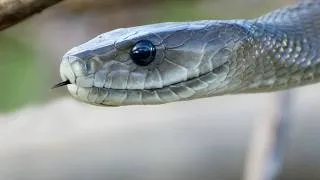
[59,21,249,106]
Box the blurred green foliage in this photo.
[151,0,283,22]
[0,35,41,112]
[152,1,210,22]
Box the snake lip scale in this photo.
[58,61,228,91]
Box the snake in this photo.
[54,0,320,106]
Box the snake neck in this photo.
[230,1,320,94]
[234,23,320,93]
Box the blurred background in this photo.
[1,0,319,179]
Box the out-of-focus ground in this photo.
[1,0,319,180]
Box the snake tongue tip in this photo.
[51,80,71,89]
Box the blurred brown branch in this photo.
[0,0,64,31]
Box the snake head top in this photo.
[57,20,253,106]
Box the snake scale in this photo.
[55,0,320,106]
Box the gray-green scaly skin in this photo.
[59,0,320,106]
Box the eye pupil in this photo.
[130,40,156,66]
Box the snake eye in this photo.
[130,40,156,66]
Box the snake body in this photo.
[59,0,320,106]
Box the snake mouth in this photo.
[73,61,228,91]
[59,61,229,106]
[104,61,228,91]
[60,61,229,91]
